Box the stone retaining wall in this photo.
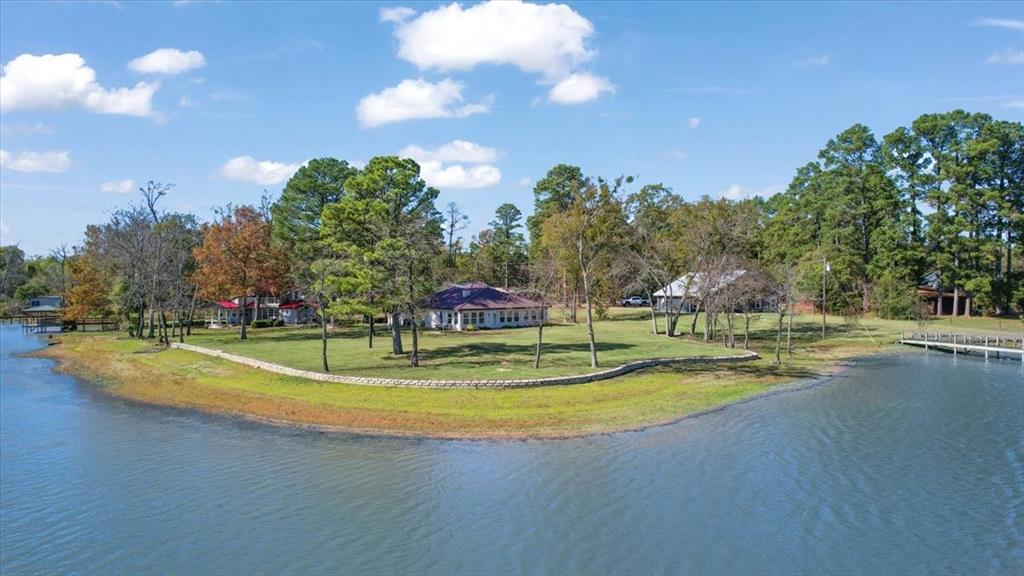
[169,342,759,388]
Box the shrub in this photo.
[251,319,274,328]
[273,319,285,327]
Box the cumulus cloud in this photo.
[390,0,595,79]
[380,6,416,23]
[356,78,490,128]
[218,156,302,185]
[986,49,1024,65]
[973,17,1024,31]
[0,53,157,116]
[400,140,502,189]
[129,48,206,74]
[688,117,702,129]
[795,55,831,67]
[400,139,500,164]
[0,149,71,173]
[0,122,54,137]
[721,184,784,201]
[548,72,615,104]
[101,179,135,194]
[382,0,613,107]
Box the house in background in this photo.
[208,295,316,327]
[917,272,967,316]
[653,270,769,313]
[411,282,548,331]
[22,295,63,316]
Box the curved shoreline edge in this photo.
[169,342,760,388]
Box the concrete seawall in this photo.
[169,342,759,388]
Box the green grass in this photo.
[41,308,1017,438]
[183,309,737,380]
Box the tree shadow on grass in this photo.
[417,341,636,363]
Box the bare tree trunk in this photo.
[318,294,329,372]
[147,302,155,339]
[786,312,794,357]
[390,311,403,354]
[137,303,145,339]
[570,287,578,323]
[178,310,185,343]
[743,312,750,349]
[409,306,419,367]
[689,300,701,337]
[368,315,375,349]
[582,270,598,368]
[727,312,735,348]
[647,289,659,335]
[185,285,198,337]
[240,296,249,340]
[774,311,784,364]
[534,319,544,368]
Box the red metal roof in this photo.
[214,300,255,309]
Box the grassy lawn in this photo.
[182,310,737,380]
[37,308,1018,439]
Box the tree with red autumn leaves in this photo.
[193,205,289,340]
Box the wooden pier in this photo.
[898,331,1024,363]
[0,315,119,333]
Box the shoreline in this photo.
[31,331,895,441]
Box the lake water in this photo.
[1,325,1022,575]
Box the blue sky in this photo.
[1,0,1021,256]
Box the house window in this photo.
[499,311,505,323]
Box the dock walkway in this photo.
[898,331,1023,362]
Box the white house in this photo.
[417,282,548,331]
[653,270,750,313]
[209,295,316,327]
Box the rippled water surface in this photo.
[1,326,1022,574]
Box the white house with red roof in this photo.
[209,295,316,327]
[419,282,548,331]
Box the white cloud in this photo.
[548,72,615,105]
[218,156,302,186]
[688,117,702,129]
[417,162,502,189]
[101,179,135,194]
[986,49,1024,65]
[356,78,490,128]
[399,139,500,163]
[973,18,1024,31]
[380,6,415,23]
[721,184,784,201]
[0,53,157,116]
[517,176,533,188]
[0,149,71,173]
[0,122,54,137]
[390,0,596,80]
[178,95,196,108]
[795,55,831,67]
[664,148,687,160]
[128,48,206,75]
[0,219,11,244]
[400,140,502,189]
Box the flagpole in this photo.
[821,255,827,339]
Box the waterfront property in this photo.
[410,282,548,331]
[209,295,316,327]
[21,295,63,316]
[653,270,770,313]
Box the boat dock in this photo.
[898,332,1024,363]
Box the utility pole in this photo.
[821,255,828,339]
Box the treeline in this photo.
[0,109,1019,369]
